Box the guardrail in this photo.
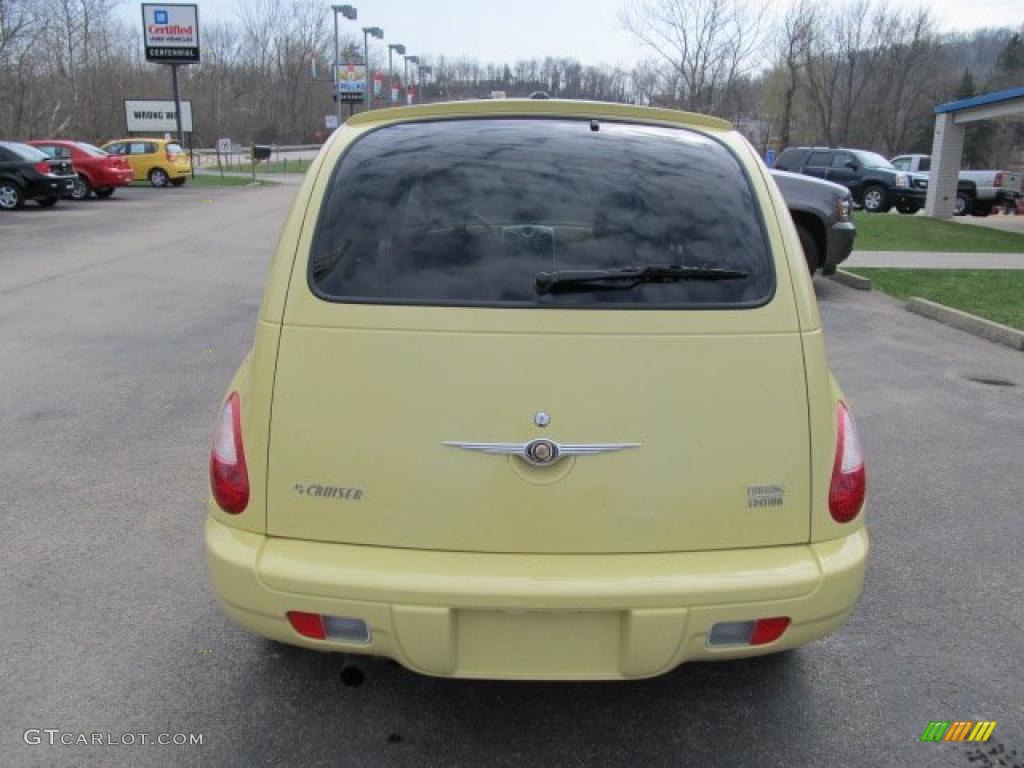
[190,144,322,174]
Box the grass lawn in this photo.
[186,174,279,187]
[847,268,1024,330]
[852,212,1024,253]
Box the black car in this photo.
[0,141,77,210]
[775,146,926,214]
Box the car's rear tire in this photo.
[861,184,890,213]
[796,224,820,274]
[149,168,169,187]
[37,196,59,208]
[0,181,24,211]
[170,178,186,187]
[954,192,971,216]
[95,188,115,198]
[70,175,91,200]
[972,202,992,217]
[896,202,920,215]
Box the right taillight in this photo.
[994,172,1003,187]
[33,161,52,174]
[829,402,866,523]
[210,392,249,514]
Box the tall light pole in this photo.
[362,26,383,110]
[387,43,405,105]
[404,55,418,104]
[332,4,357,123]
[419,64,432,101]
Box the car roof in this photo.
[103,138,171,144]
[346,98,733,133]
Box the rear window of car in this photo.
[310,118,773,308]
[166,143,184,154]
[1,142,48,162]
[76,142,108,156]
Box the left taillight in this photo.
[210,392,249,514]
[829,401,866,523]
[33,161,52,174]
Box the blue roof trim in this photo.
[935,85,1024,114]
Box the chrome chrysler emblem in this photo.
[442,439,640,467]
[525,438,558,465]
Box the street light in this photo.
[362,26,383,109]
[387,43,405,105]
[419,64,432,99]
[404,55,418,104]
[331,5,358,123]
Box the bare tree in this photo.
[621,0,768,116]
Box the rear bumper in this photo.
[92,169,134,188]
[26,175,74,199]
[206,517,868,680]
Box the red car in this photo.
[27,140,134,200]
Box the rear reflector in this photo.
[286,611,325,640]
[286,612,370,644]
[708,617,790,647]
[750,617,791,645]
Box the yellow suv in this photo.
[101,138,190,187]
[205,100,868,680]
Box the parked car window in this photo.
[917,157,930,172]
[76,142,109,156]
[166,142,184,154]
[853,151,893,170]
[774,148,806,170]
[891,157,910,171]
[105,144,126,155]
[311,118,773,308]
[831,153,855,169]
[806,151,832,167]
[129,143,152,155]
[1,141,49,162]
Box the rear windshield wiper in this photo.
[535,265,749,295]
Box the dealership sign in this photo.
[142,4,200,63]
[335,63,366,103]
[125,99,193,132]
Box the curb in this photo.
[905,298,1024,351]
[828,269,872,291]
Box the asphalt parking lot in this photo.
[1,184,1022,768]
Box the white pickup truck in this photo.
[890,154,1022,216]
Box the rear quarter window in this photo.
[310,118,774,308]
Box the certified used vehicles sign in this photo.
[141,4,200,63]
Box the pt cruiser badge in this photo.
[442,439,641,467]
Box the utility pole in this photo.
[362,26,383,110]
[332,5,357,122]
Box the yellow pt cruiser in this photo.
[205,99,868,680]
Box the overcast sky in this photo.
[136,0,1024,68]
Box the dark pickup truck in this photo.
[0,140,77,210]
[775,146,926,214]
[771,169,856,275]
